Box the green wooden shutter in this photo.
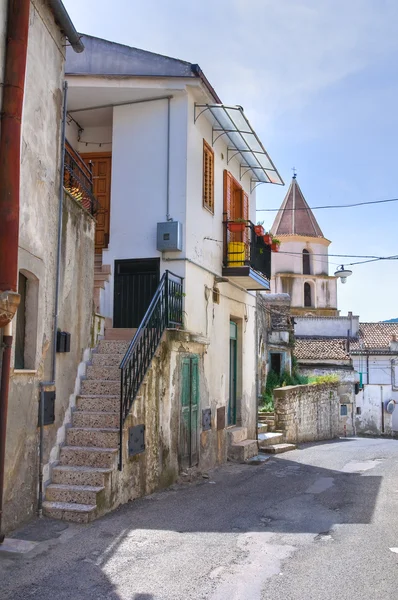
[190,356,199,466]
[180,357,191,468]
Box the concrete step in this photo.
[257,423,268,434]
[91,353,124,367]
[227,426,248,444]
[104,328,136,341]
[86,365,120,381]
[52,465,113,487]
[42,501,97,524]
[46,483,105,505]
[98,340,128,355]
[81,379,119,396]
[73,411,119,429]
[258,432,284,448]
[94,280,105,290]
[262,443,297,454]
[228,439,258,462]
[67,427,119,449]
[59,446,118,469]
[76,395,119,414]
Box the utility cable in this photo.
[256,197,398,212]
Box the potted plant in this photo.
[271,237,281,252]
[254,221,265,237]
[263,232,272,245]
[227,218,247,233]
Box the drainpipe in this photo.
[48,0,84,53]
[381,386,384,434]
[37,82,68,517]
[0,0,30,544]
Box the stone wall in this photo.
[274,381,355,443]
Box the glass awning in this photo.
[194,104,284,190]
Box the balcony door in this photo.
[81,152,112,254]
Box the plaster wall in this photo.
[273,274,337,311]
[295,314,359,337]
[3,1,95,533]
[272,238,330,276]
[353,355,397,386]
[355,385,397,435]
[298,364,357,383]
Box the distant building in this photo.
[270,175,338,317]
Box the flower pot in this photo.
[271,242,280,252]
[254,225,265,237]
[228,222,246,233]
[263,233,272,245]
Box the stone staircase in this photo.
[94,253,111,313]
[43,339,128,523]
[227,427,258,462]
[258,412,296,454]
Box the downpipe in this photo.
[0,0,30,544]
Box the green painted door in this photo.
[180,355,199,469]
[228,321,237,425]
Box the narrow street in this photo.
[1,437,397,600]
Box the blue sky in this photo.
[63,0,398,321]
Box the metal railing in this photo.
[118,270,183,469]
[63,140,100,215]
[223,219,271,280]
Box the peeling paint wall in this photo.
[2,1,95,533]
[355,385,397,436]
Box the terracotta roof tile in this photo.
[350,322,398,351]
[271,177,324,238]
[295,337,350,360]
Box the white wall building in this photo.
[65,35,284,465]
[270,176,338,316]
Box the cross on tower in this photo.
[292,167,297,179]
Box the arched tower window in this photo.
[302,249,310,275]
[304,282,312,307]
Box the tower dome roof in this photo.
[271,176,324,238]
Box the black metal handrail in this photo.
[222,219,271,280]
[118,270,183,470]
[63,141,100,215]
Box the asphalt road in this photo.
[1,436,398,600]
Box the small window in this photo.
[356,407,362,415]
[303,249,310,275]
[203,140,214,214]
[340,405,348,416]
[15,273,27,369]
[304,282,312,307]
[212,286,220,304]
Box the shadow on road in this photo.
[1,439,384,599]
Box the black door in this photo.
[113,258,160,328]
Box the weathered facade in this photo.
[0,1,94,533]
[257,292,293,395]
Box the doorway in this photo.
[180,355,199,469]
[113,258,160,328]
[270,352,282,375]
[228,321,238,425]
[81,152,112,254]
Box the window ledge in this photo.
[13,369,37,375]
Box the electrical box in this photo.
[38,391,55,426]
[157,221,182,252]
[57,331,71,353]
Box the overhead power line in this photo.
[256,197,398,212]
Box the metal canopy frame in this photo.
[194,103,284,192]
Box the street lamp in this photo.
[334,265,353,284]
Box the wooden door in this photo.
[81,152,112,253]
[180,356,199,469]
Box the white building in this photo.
[270,175,338,316]
[63,35,283,479]
[351,323,398,435]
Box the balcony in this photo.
[222,220,271,291]
[63,140,100,215]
